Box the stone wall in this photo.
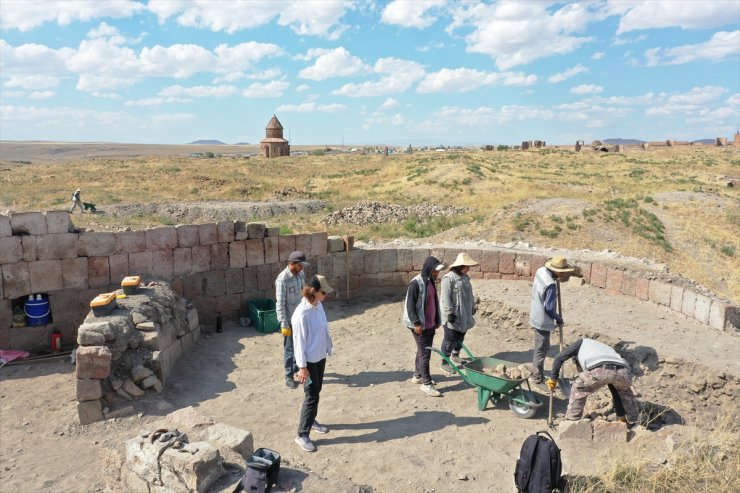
[1,212,737,356]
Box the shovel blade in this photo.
[558,378,572,399]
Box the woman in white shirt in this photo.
[291,274,334,453]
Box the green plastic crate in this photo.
[248,299,280,333]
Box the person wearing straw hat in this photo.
[276,251,309,389]
[292,274,334,452]
[529,256,575,384]
[69,188,83,214]
[439,252,479,375]
[403,255,445,397]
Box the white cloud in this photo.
[148,0,351,38]
[571,84,603,95]
[0,40,72,76]
[547,64,588,84]
[125,96,193,106]
[298,47,370,81]
[646,85,728,116]
[644,31,740,66]
[363,112,408,130]
[275,102,346,113]
[448,1,602,69]
[1,91,26,98]
[242,80,290,98]
[159,84,239,98]
[150,113,195,123]
[0,0,145,31]
[728,93,740,106]
[91,91,119,99]
[28,91,55,100]
[591,52,605,60]
[333,57,425,97]
[381,0,447,29]
[380,98,399,110]
[245,68,283,80]
[415,42,444,53]
[591,93,656,106]
[3,74,61,90]
[612,34,647,46]
[0,104,134,130]
[417,68,536,93]
[615,1,736,34]
[296,84,311,92]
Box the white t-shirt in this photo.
[291,298,333,367]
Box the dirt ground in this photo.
[1,279,738,493]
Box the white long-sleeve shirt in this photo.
[291,298,333,368]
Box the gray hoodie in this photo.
[440,269,475,332]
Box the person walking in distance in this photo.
[293,275,334,452]
[439,252,479,375]
[529,256,574,384]
[69,188,83,214]
[276,251,309,389]
[403,256,445,397]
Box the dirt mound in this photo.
[105,200,326,223]
[324,200,468,226]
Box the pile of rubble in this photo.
[482,363,531,380]
[324,200,467,226]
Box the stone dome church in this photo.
[260,115,290,158]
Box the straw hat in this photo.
[545,256,575,273]
[449,252,479,269]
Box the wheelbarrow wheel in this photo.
[508,389,537,419]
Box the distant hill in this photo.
[234,142,251,145]
[189,139,225,145]
[692,139,715,145]
[602,138,646,145]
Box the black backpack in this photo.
[514,431,566,493]
[240,448,281,493]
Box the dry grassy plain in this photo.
[1,142,738,301]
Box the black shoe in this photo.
[286,378,299,389]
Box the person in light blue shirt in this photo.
[292,275,334,453]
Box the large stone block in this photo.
[530,255,547,276]
[114,230,146,254]
[234,221,248,241]
[725,305,740,332]
[243,267,258,294]
[77,378,103,401]
[411,248,430,271]
[0,237,22,263]
[670,285,684,312]
[10,212,47,235]
[295,233,311,256]
[635,278,650,301]
[2,262,30,298]
[247,222,266,239]
[605,268,623,293]
[709,300,727,330]
[152,250,174,280]
[173,247,193,277]
[256,264,273,291]
[229,241,246,268]
[159,441,224,493]
[592,420,627,443]
[310,232,328,256]
[558,419,592,440]
[681,289,697,317]
[246,239,265,266]
[648,280,671,306]
[0,299,11,329]
[514,255,531,277]
[88,256,111,288]
[21,235,36,261]
[574,260,592,283]
[0,215,10,237]
[225,268,244,294]
[36,233,78,260]
[191,245,211,273]
[182,273,204,300]
[109,254,129,285]
[198,223,218,245]
[263,236,278,264]
[498,252,515,274]
[29,260,64,293]
[78,232,115,257]
[396,248,413,271]
[128,251,153,276]
[49,289,80,326]
[620,274,637,297]
[217,221,234,243]
[199,423,254,460]
[203,270,226,297]
[145,226,178,251]
[45,211,72,234]
[363,250,380,274]
[210,243,229,270]
[77,399,103,425]
[278,235,296,261]
[376,249,397,273]
[176,224,199,247]
[327,236,345,253]
[477,250,500,273]
[76,345,112,379]
[315,254,333,279]
[590,263,607,288]
[694,293,711,324]
[62,257,88,289]
[216,293,241,314]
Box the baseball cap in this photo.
[288,251,309,265]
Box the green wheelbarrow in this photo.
[429,344,543,418]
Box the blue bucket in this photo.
[25,298,50,326]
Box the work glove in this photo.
[447,313,456,323]
[281,327,292,337]
[546,378,558,390]
[556,318,564,327]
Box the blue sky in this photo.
[1,0,738,145]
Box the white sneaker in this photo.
[420,384,441,397]
[294,435,316,452]
[411,375,436,385]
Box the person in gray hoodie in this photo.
[439,252,479,375]
[403,255,445,397]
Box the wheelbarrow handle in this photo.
[426,346,469,381]
[459,343,475,361]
